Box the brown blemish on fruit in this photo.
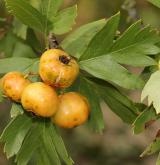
[59,55,70,65]
[74,118,78,121]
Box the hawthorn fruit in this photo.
[39,49,79,88]
[52,92,90,128]
[21,82,59,117]
[1,72,31,102]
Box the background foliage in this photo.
[1,0,160,165]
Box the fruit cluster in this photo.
[0,49,90,128]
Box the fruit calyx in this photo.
[59,55,70,65]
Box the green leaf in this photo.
[108,24,160,67]
[40,0,63,19]
[132,106,158,134]
[141,65,158,82]
[0,31,36,58]
[41,121,61,165]
[35,120,73,165]
[78,17,160,89]
[141,71,160,114]
[13,19,27,39]
[111,22,160,52]
[12,42,36,58]
[25,59,39,73]
[107,24,160,67]
[135,26,160,44]
[80,12,120,60]
[78,77,105,133]
[134,103,147,112]
[156,153,160,165]
[81,21,159,67]
[0,57,37,74]
[36,147,52,165]
[10,103,24,118]
[61,19,106,59]
[24,59,40,82]
[26,28,43,53]
[0,114,32,158]
[148,0,160,8]
[141,137,160,157]
[42,122,61,165]
[111,20,142,51]
[49,125,73,165]
[29,0,41,10]
[0,32,17,57]
[52,5,77,35]
[94,80,139,124]
[16,118,71,165]
[110,44,158,67]
[16,122,42,165]
[39,0,64,36]
[80,55,144,89]
[5,0,47,32]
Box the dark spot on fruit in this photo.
[35,105,38,109]
[73,124,78,128]
[74,118,78,121]
[6,86,11,90]
[59,55,70,65]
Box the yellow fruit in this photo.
[52,92,90,128]
[0,78,4,89]
[21,82,59,117]
[2,72,31,102]
[39,49,79,88]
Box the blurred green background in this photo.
[0,0,160,164]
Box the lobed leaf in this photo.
[141,71,160,114]
[26,28,43,54]
[78,77,105,133]
[41,121,61,165]
[52,5,77,35]
[40,0,64,19]
[13,19,27,39]
[77,16,160,89]
[10,103,24,118]
[37,147,52,165]
[111,20,142,51]
[80,12,120,60]
[61,19,106,59]
[0,32,36,58]
[49,125,73,165]
[0,32,17,57]
[110,46,157,67]
[0,57,38,74]
[80,55,144,89]
[156,153,160,165]
[148,0,160,8]
[40,0,64,36]
[0,114,32,158]
[141,137,160,157]
[132,106,158,134]
[5,0,47,32]
[16,121,43,165]
[61,19,106,58]
[14,118,73,165]
[93,79,139,123]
